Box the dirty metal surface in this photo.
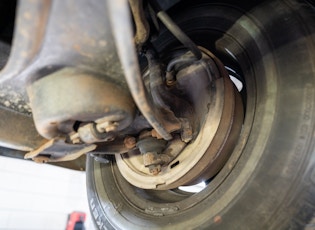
[0,0,194,170]
[0,106,88,170]
[129,0,150,47]
[0,0,135,150]
[0,106,46,151]
[0,0,51,84]
[27,67,135,139]
[25,0,124,83]
[0,40,32,114]
[116,48,243,189]
[0,85,31,114]
[24,137,96,164]
[108,0,182,140]
[0,0,126,88]
[0,147,87,171]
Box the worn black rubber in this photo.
[87,0,315,229]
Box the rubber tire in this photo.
[86,0,315,229]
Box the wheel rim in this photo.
[90,2,279,227]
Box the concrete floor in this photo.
[0,156,95,230]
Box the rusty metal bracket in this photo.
[24,137,96,163]
[32,145,96,163]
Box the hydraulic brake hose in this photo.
[107,0,182,141]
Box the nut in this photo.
[148,165,161,175]
[180,118,193,143]
[143,152,156,166]
[124,136,136,149]
[69,132,81,144]
[96,121,119,133]
[105,122,119,132]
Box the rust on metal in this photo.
[77,123,116,144]
[0,107,47,151]
[116,48,244,189]
[69,132,81,144]
[107,0,181,141]
[24,138,55,159]
[25,137,97,163]
[168,47,244,187]
[148,165,161,175]
[142,152,162,166]
[124,136,137,149]
[96,121,119,133]
[27,68,135,139]
[32,144,97,163]
[0,0,52,84]
[128,0,150,47]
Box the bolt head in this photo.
[69,132,81,144]
[105,124,118,132]
[97,121,119,133]
[124,136,136,149]
[149,165,161,175]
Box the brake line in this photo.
[107,0,182,141]
[149,0,202,60]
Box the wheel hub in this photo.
[116,48,243,190]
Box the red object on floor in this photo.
[66,211,86,230]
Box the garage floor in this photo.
[0,156,95,230]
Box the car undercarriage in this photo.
[0,0,315,229]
